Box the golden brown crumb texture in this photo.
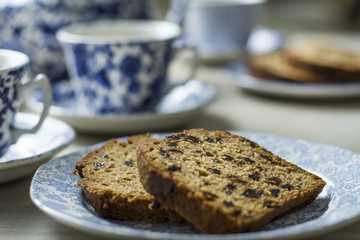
[75,134,182,222]
[137,129,326,233]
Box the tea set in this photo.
[0,48,75,183]
[0,0,268,182]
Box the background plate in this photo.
[226,62,360,98]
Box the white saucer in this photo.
[26,80,216,134]
[0,113,75,184]
[226,62,360,98]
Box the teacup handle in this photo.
[169,38,199,87]
[11,74,52,144]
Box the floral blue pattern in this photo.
[0,65,27,156]
[0,0,154,82]
[120,56,142,77]
[30,80,216,118]
[30,132,360,239]
[62,36,175,114]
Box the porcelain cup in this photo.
[0,0,157,83]
[184,0,266,62]
[0,49,52,156]
[56,20,197,115]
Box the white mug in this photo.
[184,0,266,62]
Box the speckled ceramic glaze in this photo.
[0,49,51,156]
[57,20,187,115]
[0,0,155,83]
[30,132,360,239]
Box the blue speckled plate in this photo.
[30,132,360,239]
[0,113,75,183]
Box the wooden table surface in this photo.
[1,33,360,240]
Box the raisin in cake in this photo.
[137,129,326,233]
[75,134,182,222]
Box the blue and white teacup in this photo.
[0,49,52,156]
[0,0,157,83]
[56,20,197,115]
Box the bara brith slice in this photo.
[75,134,182,222]
[137,129,326,234]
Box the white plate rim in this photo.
[226,62,360,98]
[30,131,360,239]
[0,113,75,170]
